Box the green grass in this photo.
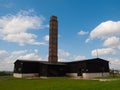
[0,76,120,90]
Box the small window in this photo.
[18,67,21,71]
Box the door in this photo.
[78,68,82,76]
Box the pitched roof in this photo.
[14,59,66,65]
[64,58,109,64]
[14,58,108,64]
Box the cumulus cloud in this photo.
[78,30,88,35]
[0,49,42,71]
[73,55,86,60]
[108,58,120,69]
[34,49,38,53]
[58,49,70,58]
[0,50,8,56]
[0,50,28,71]
[11,50,27,56]
[103,36,120,49]
[19,53,41,60]
[0,9,47,46]
[110,58,120,65]
[58,49,87,62]
[0,50,9,59]
[58,49,71,62]
[91,48,116,56]
[3,33,45,46]
[86,20,120,43]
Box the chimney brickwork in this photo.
[48,16,58,63]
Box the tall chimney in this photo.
[48,16,58,63]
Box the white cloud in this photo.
[0,50,27,71]
[44,35,49,41]
[3,33,45,46]
[73,55,87,60]
[58,49,87,62]
[0,50,8,56]
[91,48,116,56]
[34,49,38,53]
[0,50,9,59]
[86,20,120,42]
[19,53,41,60]
[58,49,70,58]
[78,30,88,35]
[85,38,90,43]
[0,50,42,71]
[110,59,120,65]
[0,9,47,46]
[103,36,120,48]
[11,50,27,56]
[108,58,120,69]
[58,49,71,62]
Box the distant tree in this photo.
[0,71,12,76]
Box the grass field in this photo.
[0,76,120,90]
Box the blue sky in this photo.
[0,0,120,71]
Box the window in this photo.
[18,67,21,71]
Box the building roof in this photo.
[15,58,108,64]
[15,59,42,63]
[64,58,109,64]
[15,59,66,65]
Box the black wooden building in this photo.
[13,58,109,78]
[65,58,109,77]
[14,60,66,77]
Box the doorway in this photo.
[78,68,82,76]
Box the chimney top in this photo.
[50,16,57,20]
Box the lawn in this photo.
[0,76,120,90]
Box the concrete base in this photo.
[82,72,110,79]
[13,73,39,78]
[66,73,78,77]
[13,72,110,79]
[66,72,109,79]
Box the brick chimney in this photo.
[48,16,58,63]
